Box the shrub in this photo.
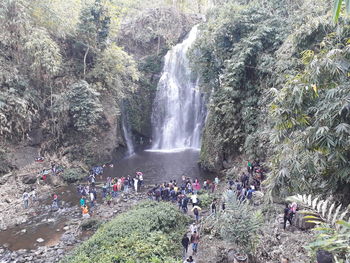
[61,201,190,263]
[204,195,263,253]
[61,168,85,183]
[198,192,216,209]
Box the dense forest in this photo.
[193,0,350,204]
[1,0,350,262]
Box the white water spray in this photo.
[121,106,135,156]
[151,26,206,150]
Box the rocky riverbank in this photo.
[0,178,150,263]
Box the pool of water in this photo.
[104,148,214,184]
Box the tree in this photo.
[24,27,62,82]
[76,0,113,76]
[67,80,103,133]
[89,43,139,97]
[266,25,350,202]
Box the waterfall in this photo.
[151,25,206,150]
[121,104,135,156]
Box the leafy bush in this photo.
[61,201,189,263]
[67,81,103,133]
[61,168,85,183]
[198,192,216,209]
[204,195,263,253]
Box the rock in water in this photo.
[36,238,45,243]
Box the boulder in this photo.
[22,175,37,184]
[293,211,317,230]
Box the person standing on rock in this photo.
[82,205,90,218]
[283,204,293,230]
[181,234,190,259]
[211,199,217,214]
[137,172,143,189]
[124,177,129,193]
[80,196,85,208]
[190,231,200,255]
[112,182,118,198]
[190,194,198,207]
[134,176,139,193]
[102,184,107,198]
[190,223,197,234]
[182,195,189,213]
[23,190,29,209]
[52,194,59,209]
[30,188,37,202]
[192,205,201,223]
[89,191,95,208]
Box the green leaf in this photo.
[334,0,343,23]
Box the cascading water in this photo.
[121,104,135,156]
[151,25,206,150]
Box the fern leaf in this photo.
[312,197,319,210]
[322,200,329,218]
[317,200,324,214]
[327,203,336,222]
[332,205,342,225]
[338,206,349,222]
[303,194,308,204]
[306,220,323,225]
[307,194,312,206]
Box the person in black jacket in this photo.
[181,234,190,259]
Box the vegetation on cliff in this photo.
[191,0,350,203]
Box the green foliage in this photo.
[266,25,350,201]
[192,0,297,169]
[61,167,85,183]
[333,0,350,22]
[61,201,189,263]
[205,195,263,253]
[307,221,350,263]
[197,192,216,208]
[77,0,112,51]
[89,43,139,96]
[24,27,62,80]
[67,81,103,132]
